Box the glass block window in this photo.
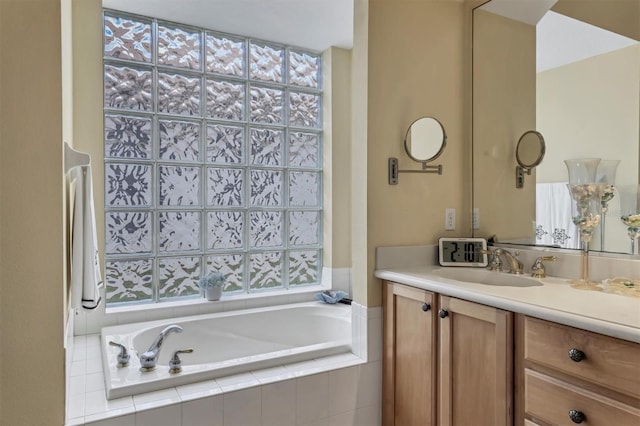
[103,10,323,306]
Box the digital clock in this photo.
[438,237,488,267]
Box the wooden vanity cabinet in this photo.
[383,281,513,426]
[383,281,437,426]
[517,315,640,426]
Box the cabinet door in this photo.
[438,296,513,426]
[383,281,437,426]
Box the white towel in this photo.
[536,182,579,249]
[71,165,103,310]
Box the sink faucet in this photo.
[139,324,183,371]
[481,249,503,271]
[494,248,523,275]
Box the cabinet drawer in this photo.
[524,316,640,398]
[525,369,640,426]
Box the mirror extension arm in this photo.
[388,157,442,185]
[389,116,447,185]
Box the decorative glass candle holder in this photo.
[596,160,619,251]
[621,213,640,254]
[565,158,602,291]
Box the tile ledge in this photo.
[65,351,366,426]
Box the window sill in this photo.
[105,284,327,318]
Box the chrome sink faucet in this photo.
[494,248,523,275]
[139,324,183,371]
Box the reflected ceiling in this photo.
[537,11,637,72]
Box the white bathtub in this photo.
[101,302,352,399]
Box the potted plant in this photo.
[198,271,226,301]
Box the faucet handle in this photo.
[108,341,130,367]
[480,249,503,271]
[531,256,557,278]
[169,348,194,374]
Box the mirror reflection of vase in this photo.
[621,214,640,254]
[596,160,620,251]
[620,186,640,255]
[564,158,602,291]
[564,158,600,185]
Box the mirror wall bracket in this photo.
[388,157,443,185]
[515,165,531,189]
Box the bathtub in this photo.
[101,302,352,399]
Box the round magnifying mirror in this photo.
[404,117,447,163]
[516,130,546,169]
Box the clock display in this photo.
[438,238,488,267]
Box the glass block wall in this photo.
[102,11,323,305]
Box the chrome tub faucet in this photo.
[139,324,183,371]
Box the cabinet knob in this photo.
[568,410,585,424]
[421,303,431,312]
[438,309,449,319]
[568,348,585,362]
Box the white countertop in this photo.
[375,265,640,343]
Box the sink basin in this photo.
[433,268,542,287]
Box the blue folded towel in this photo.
[315,290,347,304]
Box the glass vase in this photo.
[565,158,602,290]
[621,215,640,254]
[596,160,619,251]
[564,158,600,185]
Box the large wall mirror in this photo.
[472,0,640,256]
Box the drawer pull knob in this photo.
[569,348,585,362]
[421,303,431,312]
[438,309,449,319]
[568,410,585,424]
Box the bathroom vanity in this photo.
[520,316,639,426]
[376,248,640,426]
[382,282,512,426]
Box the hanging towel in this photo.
[536,182,579,249]
[71,165,103,310]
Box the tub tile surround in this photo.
[65,301,383,426]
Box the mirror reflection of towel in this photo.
[536,182,579,249]
[71,165,103,310]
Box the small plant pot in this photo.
[204,286,222,301]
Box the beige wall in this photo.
[324,47,353,269]
[0,0,65,424]
[350,0,369,305]
[366,0,469,306]
[0,1,3,418]
[537,44,640,184]
[472,9,537,243]
[73,0,104,265]
[0,1,3,419]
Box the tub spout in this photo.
[139,324,182,371]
